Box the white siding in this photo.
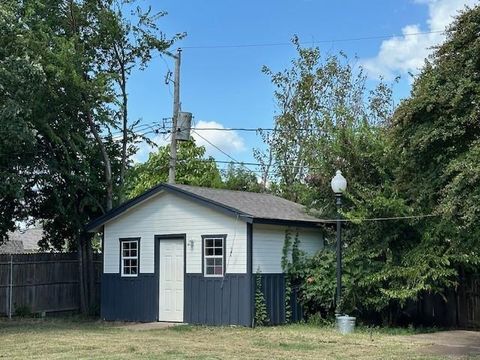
[104,192,247,274]
[252,224,323,274]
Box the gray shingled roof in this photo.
[171,184,321,223]
[0,240,24,254]
[1,227,43,254]
[86,183,325,232]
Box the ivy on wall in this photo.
[254,268,269,326]
[282,228,304,323]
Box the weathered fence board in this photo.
[413,271,480,329]
[459,273,480,328]
[0,253,101,316]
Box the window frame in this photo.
[202,234,227,278]
[119,238,140,277]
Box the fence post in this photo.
[32,253,36,313]
[8,254,13,319]
[4,257,8,316]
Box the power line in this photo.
[191,130,259,176]
[181,30,447,50]
[158,53,174,99]
[191,127,277,132]
[191,130,244,165]
[155,126,379,133]
[186,158,328,172]
[176,159,267,174]
[111,121,163,137]
[346,214,439,222]
[152,126,317,135]
[317,214,440,224]
[209,160,262,166]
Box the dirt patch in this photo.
[401,330,480,357]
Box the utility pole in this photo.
[168,48,182,184]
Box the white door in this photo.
[159,239,184,322]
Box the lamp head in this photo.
[331,170,347,194]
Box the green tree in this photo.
[268,6,480,324]
[257,37,395,204]
[126,140,223,198]
[259,38,424,322]
[222,163,262,192]
[96,1,185,202]
[0,0,180,312]
[392,5,480,277]
[0,1,42,240]
[0,0,113,311]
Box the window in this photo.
[121,239,139,276]
[203,236,225,277]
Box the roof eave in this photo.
[85,183,253,233]
[85,183,166,232]
[252,217,326,228]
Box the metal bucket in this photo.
[336,315,356,334]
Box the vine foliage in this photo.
[282,228,304,323]
[254,268,270,326]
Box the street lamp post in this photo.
[331,170,347,313]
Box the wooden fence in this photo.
[0,253,101,316]
[412,271,480,329]
[1,252,478,327]
[460,272,480,328]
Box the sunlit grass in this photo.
[0,318,442,359]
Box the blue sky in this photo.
[129,0,476,167]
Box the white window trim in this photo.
[120,239,139,277]
[203,236,225,278]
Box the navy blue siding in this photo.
[184,274,251,326]
[257,273,303,325]
[290,284,304,323]
[101,274,158,322]
[101,272,301,324]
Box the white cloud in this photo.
[362,0,476,79]
[192,120,246,158]
[131,120,245,164]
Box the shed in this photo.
[86,183,326,326]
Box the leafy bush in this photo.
[14,304,32,317]
[297,249,336,317]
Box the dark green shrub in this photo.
[14,304,32,317]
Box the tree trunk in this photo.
[86,112,113,211]
[85,232,96,312]
[77,236,87,314]
[82,239,89,309]
[119,68,127,203]
[112,42,128,204]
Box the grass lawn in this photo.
[0,318,442,359]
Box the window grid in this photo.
[121,240,138,277]
[204,237,224,277]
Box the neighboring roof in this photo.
[86,183,325,232]
[1,227,43,254]
[0,240,24,254]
